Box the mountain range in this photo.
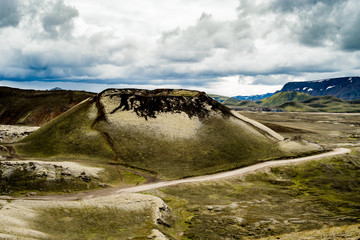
[211,91,360,113]
[233,93,274,101]
[212,76,360,102]
[280,76,360,100]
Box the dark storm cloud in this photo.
[341,12,360,50]
[0,0,21,28]
[270,0,343,13]
[268,0,360,50]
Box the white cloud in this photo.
[0,0,360,96]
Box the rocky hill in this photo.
[15,88,321,179]
[0,86,95,126]
[280,76,360,100]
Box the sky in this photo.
[0,0,360,96]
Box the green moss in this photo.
[0,86,95,126]
[149,150,360,239]
[118,169,146,185]
[16,99,115,161]
[31,206,154,239]
[260,92,312,107]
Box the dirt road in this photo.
[117,148,350,193]
[19,148,350,201]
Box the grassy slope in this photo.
[235,100,260,107]
[15,94,291,180]
[16,99,115,161]
[148,149,360,239]
[278,95,360,112]
[0,87,95,126]
[96,117,285,179]
[221,92,360,112]
[260,92,312,107]
[15,91,319,180]
[223,97,242,105]
[31,206,154,239]
[208,94,230,103]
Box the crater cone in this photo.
[16,89,322,179]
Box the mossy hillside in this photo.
[260,92,312,107]
[223,97,242,105]
[16,99,115,161]
[96,117,285,179]
[208,94,230,103]
[0,86,95,126]
[31,206,155,240]
[278,97,360,113]
[15,88,317,181]
[235,100,260,107]
[148,149,360,239]
[220,91,360,112]
[277,101,315,112]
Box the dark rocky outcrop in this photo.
[98,89,233,121]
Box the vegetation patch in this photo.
[16,99,115,161]
[260,92,312,107]
[148,150,360,239]
[31,206,155,239]
[217,91,360,112]
[0,86,94,126]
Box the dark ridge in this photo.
[0,86,95,126]
[280,76,360,100]
[98,89,233,120]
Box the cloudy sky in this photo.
[1,0,360,96]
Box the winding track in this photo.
[19,147,350,201]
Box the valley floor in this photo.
[0,112,359,239]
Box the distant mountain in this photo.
[208,94,229,103]
[49,87,63,91]
[233,93,274,101]
[276,94,360,113]
[0,86,95,126]
[209,93,274,104]
[280,76,360,100]
[219,91,360,113]
[260,92,312,107]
